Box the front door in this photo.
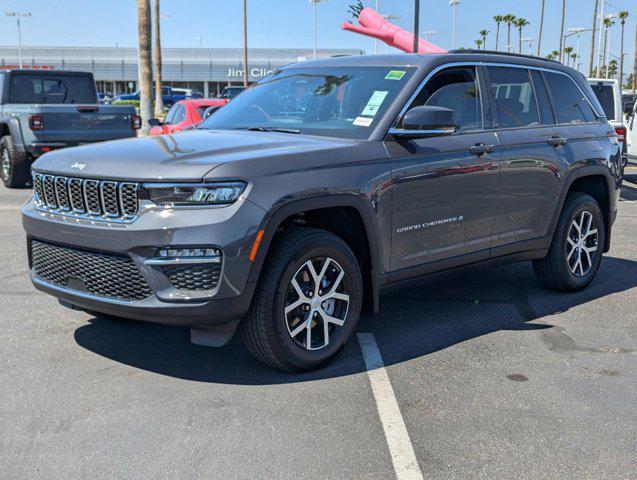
[389,66,500,276]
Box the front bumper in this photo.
[22,196,265,327]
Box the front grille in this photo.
[32,172,138,221]
[162,264,222,291]
[30,239,152,301]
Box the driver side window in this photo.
[402,66,484,133]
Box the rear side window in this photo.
[544,72,597,124]
[407,66,483,133]
[589,83,615,119]
[488,67,539,128]
[530,70,555,124]
[7,74,96,104]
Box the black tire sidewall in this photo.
[267,236,362,370]
[556,195,605,290]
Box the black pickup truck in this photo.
[0,70,140,188]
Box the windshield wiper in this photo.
[239,126,301,134]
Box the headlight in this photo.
[143,182,246,207]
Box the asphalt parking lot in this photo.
[1,171,636,480]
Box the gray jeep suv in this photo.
[22,52,623,371]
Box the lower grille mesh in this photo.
[30,239,152,301]
[162,264,221,291]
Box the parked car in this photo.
[588,78,627,158]
[114,86,201,107]
[148,98,228,136]
[23,52,623,371]
[0,69,140,188]
[219,86,246,100]
[627,100,637,162]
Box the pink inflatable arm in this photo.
[342,7,446,54]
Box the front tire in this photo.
[241,228,363,372]
[1,135,30,188]
[533,193,605,292]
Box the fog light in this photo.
[157,247,221,261]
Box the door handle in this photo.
[547,136,568,147]
[469,143,496,156]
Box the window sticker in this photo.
[385,70,406,80]
[353,116,374,127]
[361,90,389,116]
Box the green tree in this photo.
[514,18,530,54]
[479,29,490,49]
[493,15,504,51]
[503,14,516,52]
[475,39,483,50]
[564,46,573,66]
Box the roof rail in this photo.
[448,49,561,64]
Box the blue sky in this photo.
[0,0,635,78]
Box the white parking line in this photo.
[357,333,424,480]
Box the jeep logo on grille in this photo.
[70,162,86,171]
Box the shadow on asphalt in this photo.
[621,175,637,201]
[74,256,637,384]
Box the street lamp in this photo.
[567,27,589,72]
[522,38,534,55]
[5,12,31,69]
[422,30,437,43]
[374,0,380,54]
[449,0,461,50]
[196,35,203,48]
[310,0,327,60]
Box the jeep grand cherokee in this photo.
[22,52,623,371]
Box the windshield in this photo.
[590,83,615,119]
[200,66,415,139]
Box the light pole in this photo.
[374,0,380,54]
[5,12,31,69]
[422,30,437,43]
[567,27,589,72]
[596,0,606,74]
[243,0,248,87]
[310,0,327,60]
[449,0,461,50]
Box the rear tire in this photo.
[241,227,363,372]
[1,135,30,188]
[533,193,605,292]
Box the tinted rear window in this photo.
[544,72,597,124]
[7,74,96,104]
[589,83,615,119]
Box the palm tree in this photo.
[546,52,556,60]
[551,49,560,61]
[514,18,530,54]
[602,17,614,77]
[503,14,516,52]
[564,46,573,66]
[571,52,578,69]
[589,0,599,76]
[479,29,490,50]
[475,39,483,50]
[137,0,153,136]
[618,11,629,87]
[153,0,164,116]
[537,0,546,56]
[558,0,566,62]
[493,15,504,50]
[608,59,618,78]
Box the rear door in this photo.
[389,65,500,275]
[486,66,565,250]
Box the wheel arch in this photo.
[0,117,26,153]
[248,195,382,315]
[549,166,616,253]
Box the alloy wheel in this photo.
[566,210,599,277]
[1,148,9,181]
[284,257,350,351]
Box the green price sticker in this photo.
[385,70,406,80]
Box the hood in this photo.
[32,129,354,182]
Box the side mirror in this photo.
[391,106,456,139]
[148,118,163,127]
[202,105,222,120]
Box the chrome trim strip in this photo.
[389,61,604,132]
[144,257,222,266]
[388,127,456,136]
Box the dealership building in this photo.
[0,46,363,97]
